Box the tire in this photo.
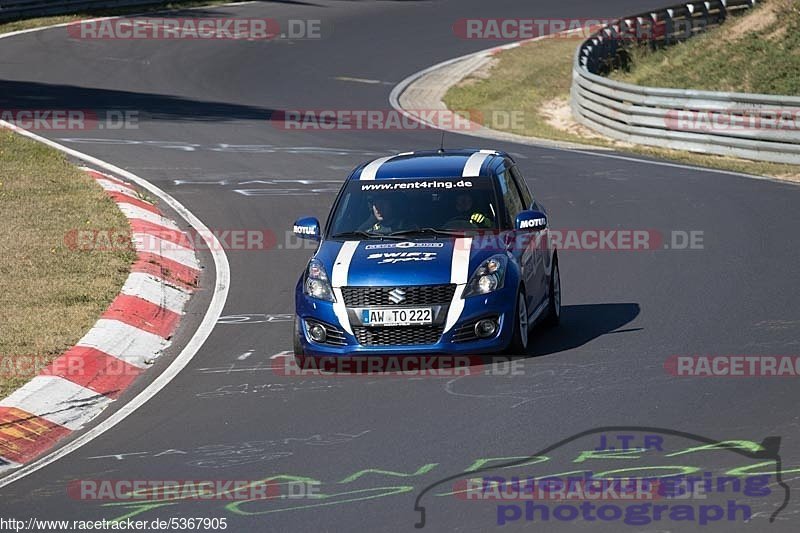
[506,289,530,354]
[293,318,305,365]
[544,257,561,327]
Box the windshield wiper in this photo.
[388,228,467,238]
[331,231,405,240]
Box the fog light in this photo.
[475,319,498,339]
[307,322,327,343]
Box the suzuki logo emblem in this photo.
[388,288,406,304]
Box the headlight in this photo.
[304,258,335,302]
[463,254,508,298]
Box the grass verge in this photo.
[610,0,800,95]
[443,16,800,181]
[0,130,135,398]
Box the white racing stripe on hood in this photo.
[331,241,359,334]
[359,155,394,180]
[462,150,496,178]
[444,237,472,333]
[331,241,359,287]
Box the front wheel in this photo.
[544,258,561,327]
[506,289,529,354]
[293,318,305,364]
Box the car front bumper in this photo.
[294,282,518,357]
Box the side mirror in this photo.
[515,210,547,231]
[293,216,321,241]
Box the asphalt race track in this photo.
[1,0,800,531]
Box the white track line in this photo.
[0,122,230,489]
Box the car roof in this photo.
[348,149,513,181]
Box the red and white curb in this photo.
[0,168,200,472]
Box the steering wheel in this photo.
[443,216,473,230]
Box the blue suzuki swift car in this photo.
[292,149,560,357]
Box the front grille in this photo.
[324,327,347,346]
[452,320,480,343]
[353,325,444,346]
[342,284,456,307]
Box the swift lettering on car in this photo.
[366,252,438,264]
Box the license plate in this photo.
[362,308,432,326]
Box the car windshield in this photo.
[328,177,500,238]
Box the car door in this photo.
[509,163,547,311]
[496,162,536,311]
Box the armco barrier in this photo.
[0,0,163,22]
[570,0,800,165]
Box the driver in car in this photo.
[360,196,398,234]
[455,193,493,228]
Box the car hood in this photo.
[316,238,484,287]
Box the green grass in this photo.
[0,130,135,398]
[445,38,583,144]
[610,0,800,95]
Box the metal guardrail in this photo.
[0,0,164,22]
[570,0,800,165]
